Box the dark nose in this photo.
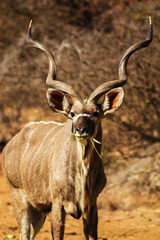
[76,127,88,135]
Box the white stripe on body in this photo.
[26,121,64,126]
[22,121,64,161]
[32,128,54,160]
[21,128,36,161]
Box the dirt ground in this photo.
[1,171,160,240]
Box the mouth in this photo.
[74,134,102,158]
[75,133,90,143]
[74,134,90,147]
[74,133,90,140]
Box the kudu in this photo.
[1,18,152,240]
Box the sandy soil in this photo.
[1,172,160,240]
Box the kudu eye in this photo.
[71,112,75,118]
[93,111,99,118]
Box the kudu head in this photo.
[27,18,153,140]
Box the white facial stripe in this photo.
[74,113,91,120]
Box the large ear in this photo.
[100,87,124,116]
[46,88,71,115]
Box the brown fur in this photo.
[1,118,106,240]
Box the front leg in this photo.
[51,200,66,240]
[83,204,98,240]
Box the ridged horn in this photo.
[26,20,82,101]
[88,17,153,102]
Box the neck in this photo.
[77,139,90,177]
[75,123,102,216]
[77,121,102,167]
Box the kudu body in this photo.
[1,19,152,240]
